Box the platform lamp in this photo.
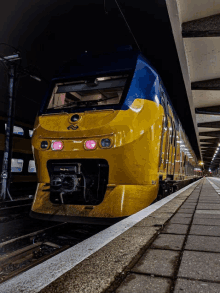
[199,161,204,176]
[0,53,41,201]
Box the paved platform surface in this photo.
[115,178,220,293]
[3,177,220,293]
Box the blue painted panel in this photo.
[122,54,161,110]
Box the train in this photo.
[30,47,201,224]
[0,117,37,198]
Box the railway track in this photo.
[0,198,33,218]
[0,221,109,284]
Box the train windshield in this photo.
[46,74,129,112]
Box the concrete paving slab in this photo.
[198,200,220,204]
[180,204,197,208]
[174,278,220,293]
[198,202,220,205]
[197,204,220,210]
[187,198,199,201]
[200,194,219,196]
[169,217,191,225]
[162,224,189,234]
[200,192,218,194]
[190,225,220,236]
[151,234,185,251]
[194,214,220,219]
[185,200,198,202]
[116,274,172,293]
[132,249,179,277]
[157,206,181,213]
[170,201,186,207]
[171,213,193,218]
[149,212,174,219]
[171,199,186,204]
[196,210,220,215]
[185,235,220,252]
[134,216,169,227]
[179,206,197,210]
[178,251,220,281]
[193,218,220,226]
[199,196,219,203]
[177,208,195,213]
[199,197,219,200]
[200,192,218,195]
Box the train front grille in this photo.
[47,159,109,205]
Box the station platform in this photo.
[2,177,220,292]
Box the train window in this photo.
[28,160,36,173]
[172,121,176,145]
[11,158,23,172]
[5,124,24,136]
[46,74,129,111]
[169,119,173,144]
[161,97,168,127]
[183,155,187,167]
[29,130,33,137]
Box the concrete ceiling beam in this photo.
[192,78,220,90]
[182,13,220,38]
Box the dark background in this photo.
[0,0,200,159]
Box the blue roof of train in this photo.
[53,48,139,80]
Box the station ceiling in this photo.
[167,0,220,170]
[1,0,201,160]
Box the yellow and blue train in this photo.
[30,48,201,224]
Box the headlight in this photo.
[51,141,63,150]
[100,138,112,148]
[41,141,49,149]
[85,140,97,150]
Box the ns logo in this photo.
[67,125,78,130]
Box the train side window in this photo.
[28,160,36,173]
[172,120,176,145]
[169,118,173,144]
[29,130,33,137]
[161,96,168,128]
[14,126,24,135]
[159,116,166,168]
[183,155,187,167]
[5,124,24,136]
[11,158,23,172]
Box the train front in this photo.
[30,50,164,224]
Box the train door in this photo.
[179,129,184,179]
[170,118,176,176]
[166,116,171,175]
